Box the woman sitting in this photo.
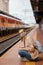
[18,36,43,61]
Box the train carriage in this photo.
[0,11,24,36]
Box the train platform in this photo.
[0,26,43,65]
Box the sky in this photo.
[9,0,36,24]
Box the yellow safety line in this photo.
[33,31,37,40]
[26,61,35,65]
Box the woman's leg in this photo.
[18,50,33,60]
[35,40,43,53]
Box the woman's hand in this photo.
[19,46,34,52]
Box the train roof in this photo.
[0,10,21,21]
[0,10,26,25]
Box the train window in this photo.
[1,17,5,29]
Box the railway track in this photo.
[0,27,33,56]
[0,33,21,56]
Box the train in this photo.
[0,11,25,36]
